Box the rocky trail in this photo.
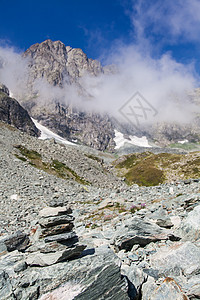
[0,122,200,299]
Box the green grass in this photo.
[14,154,27,162]
[84,153,102,163]
[114,151,200,186]
[51,159,90,185]
[14,145,90,185]
[114,152,165,186]
[14,145,41,159]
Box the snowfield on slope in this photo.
[114,129,151,149]
[32,118,75,146]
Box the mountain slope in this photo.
[0,84,39,137]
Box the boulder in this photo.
[156,217,173,229]
[149,277,189,300]
[150,241,200,277]
[121,264,148,299]
[10,247,129,299]
[0,231,30,252]
[179,204,200,241]
[113,217,179,251]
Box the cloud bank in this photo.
[0,0,199,129]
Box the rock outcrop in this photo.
[0,84,39,137]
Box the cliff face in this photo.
[21,39,115,151]
[23,39,105,85]
[0,84,40,137]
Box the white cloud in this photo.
[82,44,198,125]
[0,16,199,131]
[131,0,200,44]
[0,46,30,97]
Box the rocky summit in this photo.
[19,39,115,151]
[0,116,200,300]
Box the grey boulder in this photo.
[113,217,179,251]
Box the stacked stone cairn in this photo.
[26,206,86,267]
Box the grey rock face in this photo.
[18,39,200,150]
[22,40,116,151]
[23,39,105,86]
[0,83,9,95]
[0,85,39,137]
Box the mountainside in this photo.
[0,83,39,137]
[20,39,115,151]
[4,39,200,151]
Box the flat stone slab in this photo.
[26,244,86,267]
[39,215,74,228]
[44,231,77,243]
[0,231,30,252]
[39,206,72,218]
[41,223,74,237]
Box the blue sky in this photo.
[1,0,200,73]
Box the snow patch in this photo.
[32,118,75,146]
[9,90,14,98]
[114,130,151,149]
[178,139,188,144]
